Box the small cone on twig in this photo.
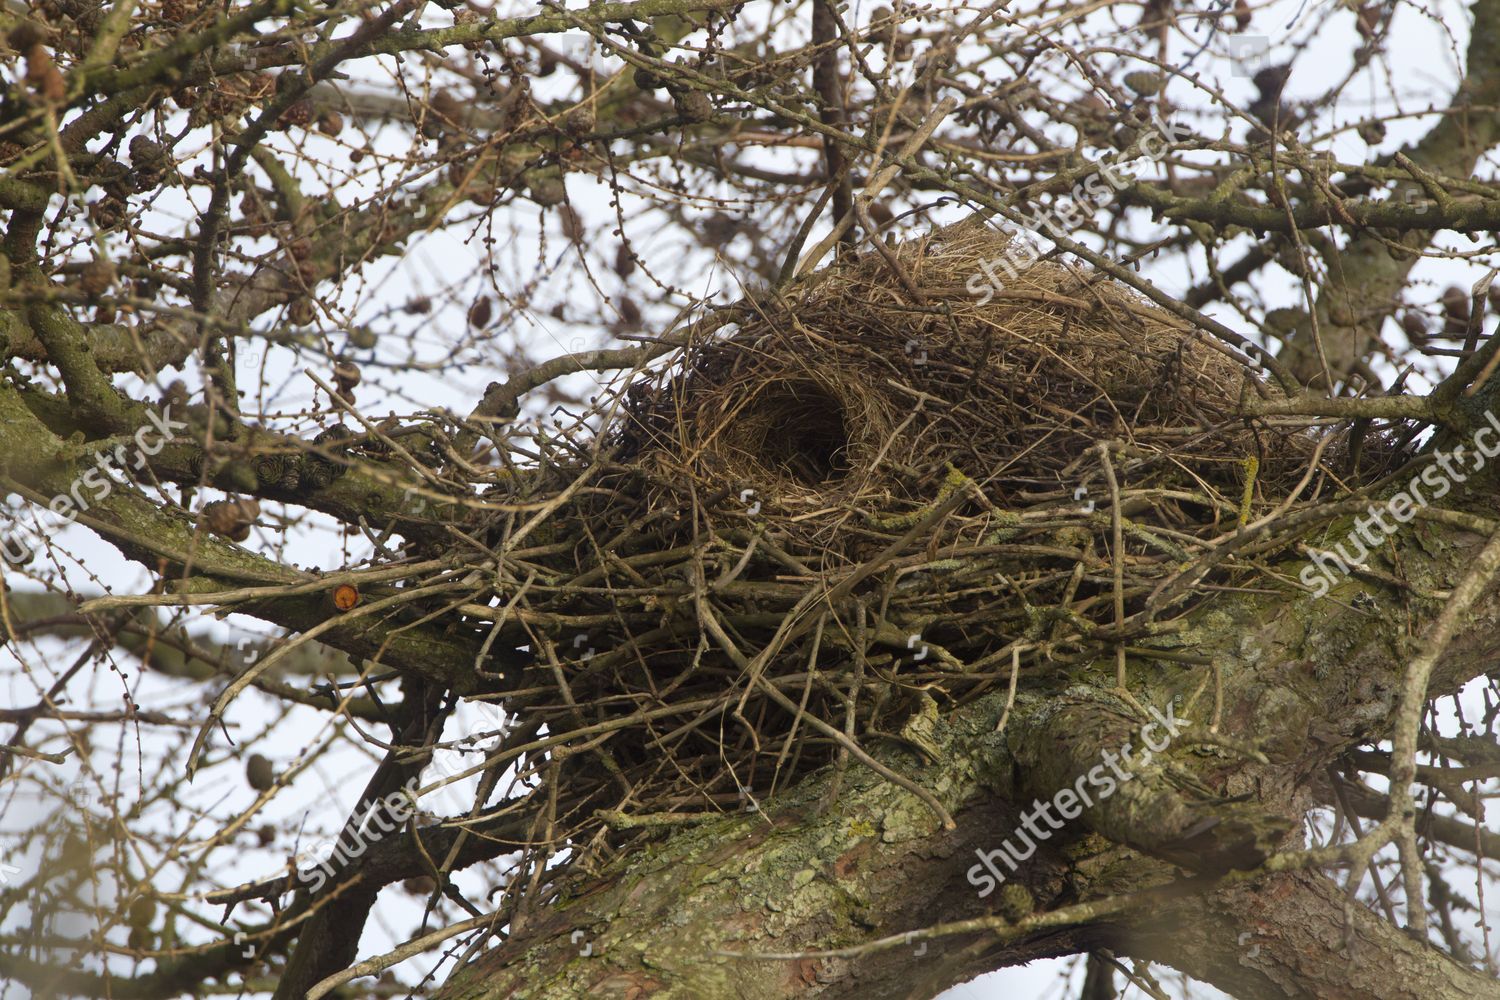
[1442,285,1470,338]
[202,498,261,542]
[246,753,275,791]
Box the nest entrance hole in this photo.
[735,380,853,487]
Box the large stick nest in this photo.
[465,222,1373,881]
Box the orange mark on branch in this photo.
[332,584,360,611]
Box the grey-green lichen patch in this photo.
[1198,609,1236,636]
[996,883,1035,922]
[874,782,945,844]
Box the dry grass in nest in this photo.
[619,219,1312,522]
[466,221,1380,885]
